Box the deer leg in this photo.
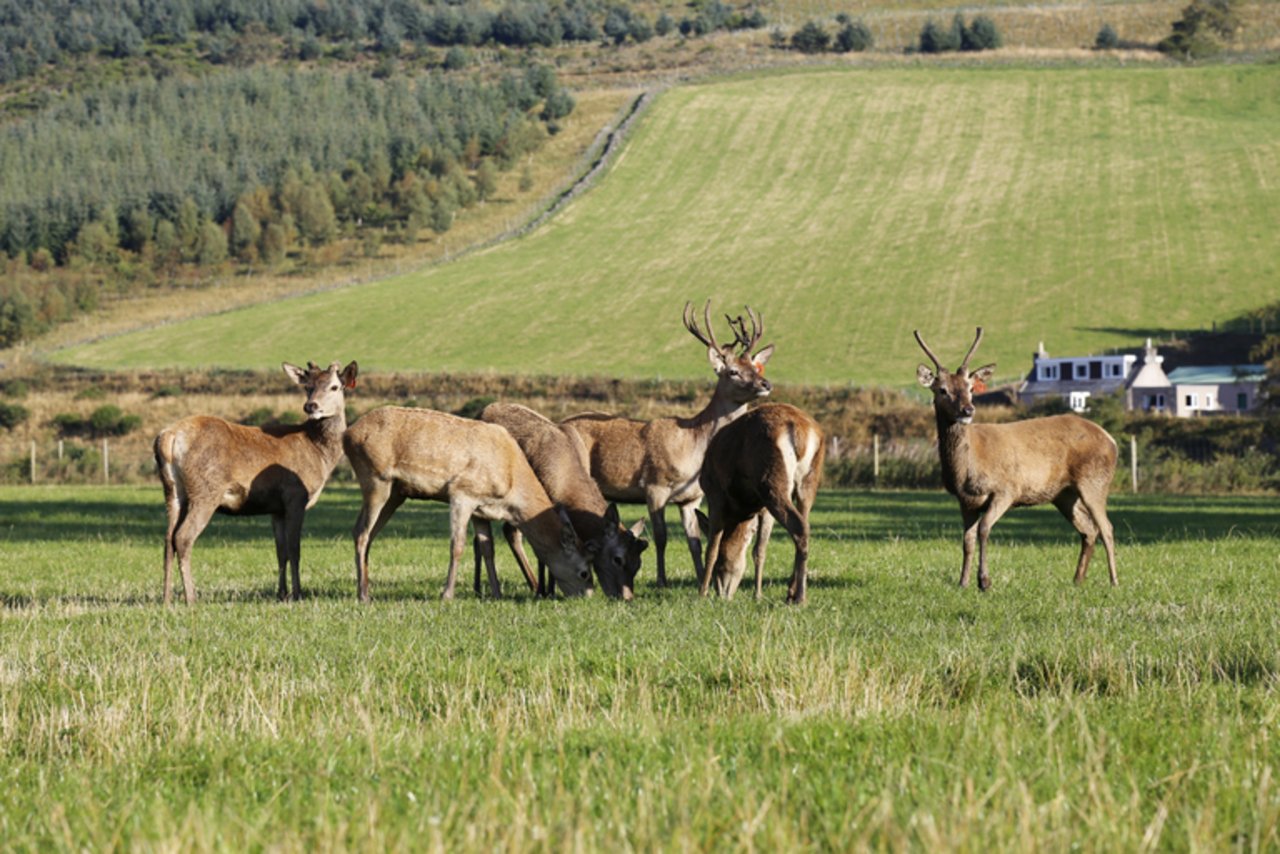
[1080,491,1118,586]
[976,496,1014,592]
[958,506,980,588]
[272,514,290,600]
[161,486,185,606]
[284,503,306,601]
[172,498,217,605]
[699,497,725,598]
[765,499,809,605]
[646,499,670,588]
[679,502,705,586]
[502,523,540,595]
[1054,492,1097,585]
[353,480,396,603]
[442,499,479,601]
[752,511,773,601]
[472,519,501,599]
[716,518,755,600]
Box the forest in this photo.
[0,63,575,346]
[0,0,765,84]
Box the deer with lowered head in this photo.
[914,328,1118,591]
[473,402,648,600]
[344,406,594,601]
[699,403,825,604]
[561,300,773,587]
[154,360,358,605]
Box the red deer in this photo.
[474,402,648,599]
[154,360,358,605]
[699,403,825,604]
[344,407,593,601]
[914,328,1118,590]
[561,300,773,587]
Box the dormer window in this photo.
[1107,363,1123,378]
[1039,364,1059,381]
[1074,363,1088,380]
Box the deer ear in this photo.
[282,362,308,385]
[340,360,359,390]
[556,505,581,547]
[707,345,729,374]
[753,344,775,369]
[971,363,996,384]
[917,364,936,387]
[629,518,647,540]
[604,502,621,526]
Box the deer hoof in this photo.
[978,576,991,592]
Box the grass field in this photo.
[50,64,1280,387]
[2,484,1278,849]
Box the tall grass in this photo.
[1,485,1278,848]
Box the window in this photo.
[1069,391,1091,412]
[1206,395,1215,409]
[1039,364,1059,381]
[1107,363,1124,378]
[1237,392,1249,410]
[1142,393,1166,411]
[1074,363,1088,380]
[1185,393,1199,408]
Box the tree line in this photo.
[0,0,768,84]
[0,64,573,347]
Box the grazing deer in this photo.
[699,403,825,604]
[561,300,773,587]
[914,328,1118,590]
[154,360,358,605]
[474,402,648,600]
[344,407,593,601]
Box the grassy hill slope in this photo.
[51,64,1280,386]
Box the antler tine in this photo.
[702,299,722,351]
[746,305,763,351]
[913,330,943,372]
[723,306,764,354]
[959,327,984,372]
[682,300,716,349]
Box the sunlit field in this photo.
[2,484,1277,849]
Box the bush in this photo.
[0,401,28,430]
[89,405,141,436]
[791,21,830,54]
[834,21,873,53]
[1095,24,1119,49]
[962,16,1001,51]
[1158,0,1242,59]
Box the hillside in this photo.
[50,63,1280,386]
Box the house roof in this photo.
[1166,365,1266,385]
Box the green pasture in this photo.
[1,484,1278,849]
[51,64,1280,387]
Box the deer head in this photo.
[914,328,995,425]
[684,300,774,403]
[283,361,359,421]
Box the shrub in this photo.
[791,21,830,54]
[962,16,1001,51]
[1095,24,1119,49]
[89,405,141,436]
[0,401,28,430]
[1158,0,1242,59]
[834,21,873,53]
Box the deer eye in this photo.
[330,385,340,391]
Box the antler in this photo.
[683,300,721,350]
[726,305,764,354]
[959,327,984,372]
[913,330,943,372]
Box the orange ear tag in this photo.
[972,379,987,394]
[754,362,765,376]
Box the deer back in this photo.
[701,403,825,517]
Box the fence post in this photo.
[30,441,36,485]
[872,433,880,488]
[103,439,110,484]
[1130,435,1138,493]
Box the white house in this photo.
[1019,340,1266,417]
[1166,365,1267,417]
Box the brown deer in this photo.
[474,402,648,599]
[914,328,1118,591]
[154,360,358,605]
[699,403,825,604]
[561,300,773,587]
[344,406,593,601]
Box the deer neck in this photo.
[305,409,348,475]
[678,383,751,444]
[934,410,975,495]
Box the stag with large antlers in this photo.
[914,328,1118,590]
[561,300,774,587]
[154,360,358,604]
